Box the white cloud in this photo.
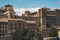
[14,7,40,16]
[57,2,60,4]
[26,8,40,12]
[14,8,26,14]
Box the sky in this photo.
[0,0,60,16]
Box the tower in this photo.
[38,9,42,27]
[5,4,14,19]
[38,8,50,28]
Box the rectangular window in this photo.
[46,16,57,27]
[10,23,13,30]
[15,23,17,29]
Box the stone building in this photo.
[0,4,39,36]
[0,4,60,37]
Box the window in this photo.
[0,25,1,28]
[0,22,8,25]
[19,24,21,26]
[10,23,13,30]
[15,23,17,26]
[46,16,57,27]
[27,23,36,26]
[19,24,21,29]
[15,23,17,29]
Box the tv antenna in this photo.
[43,0,47,8]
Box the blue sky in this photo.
[0,0,60,8]
[0,0,60,15]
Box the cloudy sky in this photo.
[0,0,60,15]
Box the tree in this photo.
[26,29,35,40]
[34,30,43,40]
[37,32,43,40]
[49,27,58,37]
[0,29,1,36]
[12,29,35,40]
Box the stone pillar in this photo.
[57,30,60,40]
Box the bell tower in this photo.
[5,4,14,19]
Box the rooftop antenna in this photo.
[43,0,47,8]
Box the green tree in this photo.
[37,32,43,40]
[38,33,43,40]
[0,29,1,36]
[34,30,43,40]
[12,29,35,40]
[49,27,58,37]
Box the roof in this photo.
[5,4,13,7]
